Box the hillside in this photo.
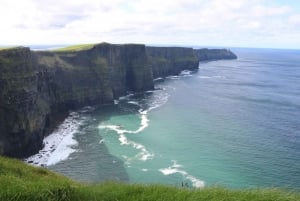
[0,156,299,201]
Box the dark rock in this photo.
[0,43,237,158]
[147,46,199,78]
[194,48,237,61]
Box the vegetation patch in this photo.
[0,156,299,201]
[0,46,18,51]
[51,44,96,52]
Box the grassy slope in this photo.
[0,46,18,51]
[51,44,96,52]
[0,156,299,201]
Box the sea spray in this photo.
[159,160,205,188]
[98,110,153,162]
[25,106,94,166]
[98,89,170,164]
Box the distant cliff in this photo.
[194,48,237,61]
[0,43,237,157]
[147,47,237,78]
[147,47,199,78]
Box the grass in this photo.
[0,156,299,201]
[52,44,96,52]
[0,46,18,51]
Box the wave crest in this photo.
[159,160,205,188]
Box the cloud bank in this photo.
[0,0,299,48]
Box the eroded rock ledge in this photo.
[0,43,237,157]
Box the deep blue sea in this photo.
[27,47,300,189]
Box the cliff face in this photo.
[0,43,236,157]
[0,44,154,157]
[147,47,237,78]
[0,47,48,156]
[194,48,237,61]
[147,47,199,78]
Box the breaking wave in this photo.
[25,106,94,166]
[159,160,205,188]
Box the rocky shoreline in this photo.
[0,43,237,157]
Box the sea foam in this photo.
[25,107,92,166]
[98,90,170,163]
[198,75,226,79]
[180,70,193,76]
[159,160,205,188]
[153,77,163,81]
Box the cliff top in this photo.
[0,46,26,52]
[51,43,97,52]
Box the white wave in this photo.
[146,90,155,94]
[159,160,205,188]
[147,92,169,112]
[99,139,105,144]
[141,168,148,172]
[119,134,153,161]
[198,75,226,79]
[98,89,170,163]
[128,101,141,106]
[180,70,192,76]
[166,75,180,80]
[80,106,95,113]
[119,133,129,145]
[186,175,205,188]
[153,77,163,81]
[25,112,85,167]
[98,109,149,135]
[215,75,226,79]
[114,99,119,104]
[119,93,134,100]
[46,133,78,165]
[99,125,154,161]
[133,110,149,133]
[98,113,153,162]
[160,167,181,175]
[198,76,212,79]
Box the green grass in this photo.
[0,156,299,201]
[0,46,18,51]
[52,44,96,52]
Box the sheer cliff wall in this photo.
[0,43,236,157]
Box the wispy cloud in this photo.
[0,0,299,48]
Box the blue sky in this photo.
[1,0,300,49]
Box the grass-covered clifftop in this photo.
[52,43,96,52]
[0,156,299,201]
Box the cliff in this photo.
[0,43,237,157]
[147,47,237,78]
[147,47,199,78]
[194,48,237,61]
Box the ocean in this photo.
[26,47,300,189]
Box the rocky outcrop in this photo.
[0,43,237,157]
[194,48,237,61]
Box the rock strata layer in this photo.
[0,43,236,157]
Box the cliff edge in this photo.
[0,43,237,157]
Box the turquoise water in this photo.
[49,48,300,189]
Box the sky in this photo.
[1,0,300,49]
